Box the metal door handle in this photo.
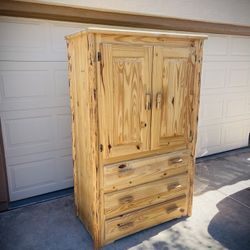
[156,92,162,109]
[145,93,152,110]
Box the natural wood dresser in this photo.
[66,28,206,249]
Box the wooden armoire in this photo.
[66,28,206,249]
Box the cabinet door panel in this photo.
[99,44,152,160]
[151,46,194,151]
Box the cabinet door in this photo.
[151,46,195,151]
[99,43,152,160]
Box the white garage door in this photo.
[0,17,249,201]
[0,17,85,201]
[197,35,250,157]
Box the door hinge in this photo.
[99,144,103,152]
[97,52,101,61]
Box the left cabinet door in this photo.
[98,43,153,161]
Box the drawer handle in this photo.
[119,195,134,204]
[118,164,134,175]
[166,205,178,214]
[118,164,127,169]
[168,182,182,190]
[168,157,183,165]
[117,222,134,230]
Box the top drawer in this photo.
[103,150,190,192]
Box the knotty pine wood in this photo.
[105,194,187,243]
[99,43,152,160]
[66,28,206,248]
[151,46,194,151]
[104,173,188,218]
[66,33,101,248]
[187,39,204,216]
[103,150,190,193]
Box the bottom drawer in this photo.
[105,194,187,243]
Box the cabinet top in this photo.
[65,27,208,40]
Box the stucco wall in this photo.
[31,0,250,26]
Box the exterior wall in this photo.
[33,0,250,26]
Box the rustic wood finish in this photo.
[1,1,250,36]
[104,173,188,218]
[67,33,100,247]
[66,28,206,248]
[105,194,187,243]
[103,150,190,192]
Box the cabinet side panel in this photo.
[67,34,99,241]
[187,40,204,216]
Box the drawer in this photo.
[105,194,187,242]
[103,150,190,192]
[104,173,188,218]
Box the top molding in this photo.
[65,27,208,40]
[0,1,250,36]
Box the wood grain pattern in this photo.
[151,46,193,151]
[66,33,100,248]
[104,173,188,218]
[103,150,190,192]
[105,194,187,242]
[99,43,152,160]
[186,40,204,216]
[66,29,205,248]
[1,1,250,36]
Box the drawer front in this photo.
[104,150,190,192]
[105,194,187,242]
[104,173,188,218]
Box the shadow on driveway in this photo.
[208,188,250,250]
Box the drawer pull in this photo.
[168,157,183,165]
[117,222,134,230]
[119,195,134,204]
[118,164,127,169]
[166,205,178,214]
[168,182,182,190]
[118,164,134,176]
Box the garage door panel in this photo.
[6,148,73,201]
[204,38,250,62]
[5,116,55,146]
[222,121,248,147]
[231,37,250,56]
[11,158,57,190]
[204,35,229,56]
[224,94,248,118]
[201,61,250,94]
[197,125,223,157]
[201,62,227,90]
[229,67,249,88]
[1,108,71,159]
[199,95,223,125]
[50,22,86,53]
[0,17,84,61]
[0,62,70,111]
